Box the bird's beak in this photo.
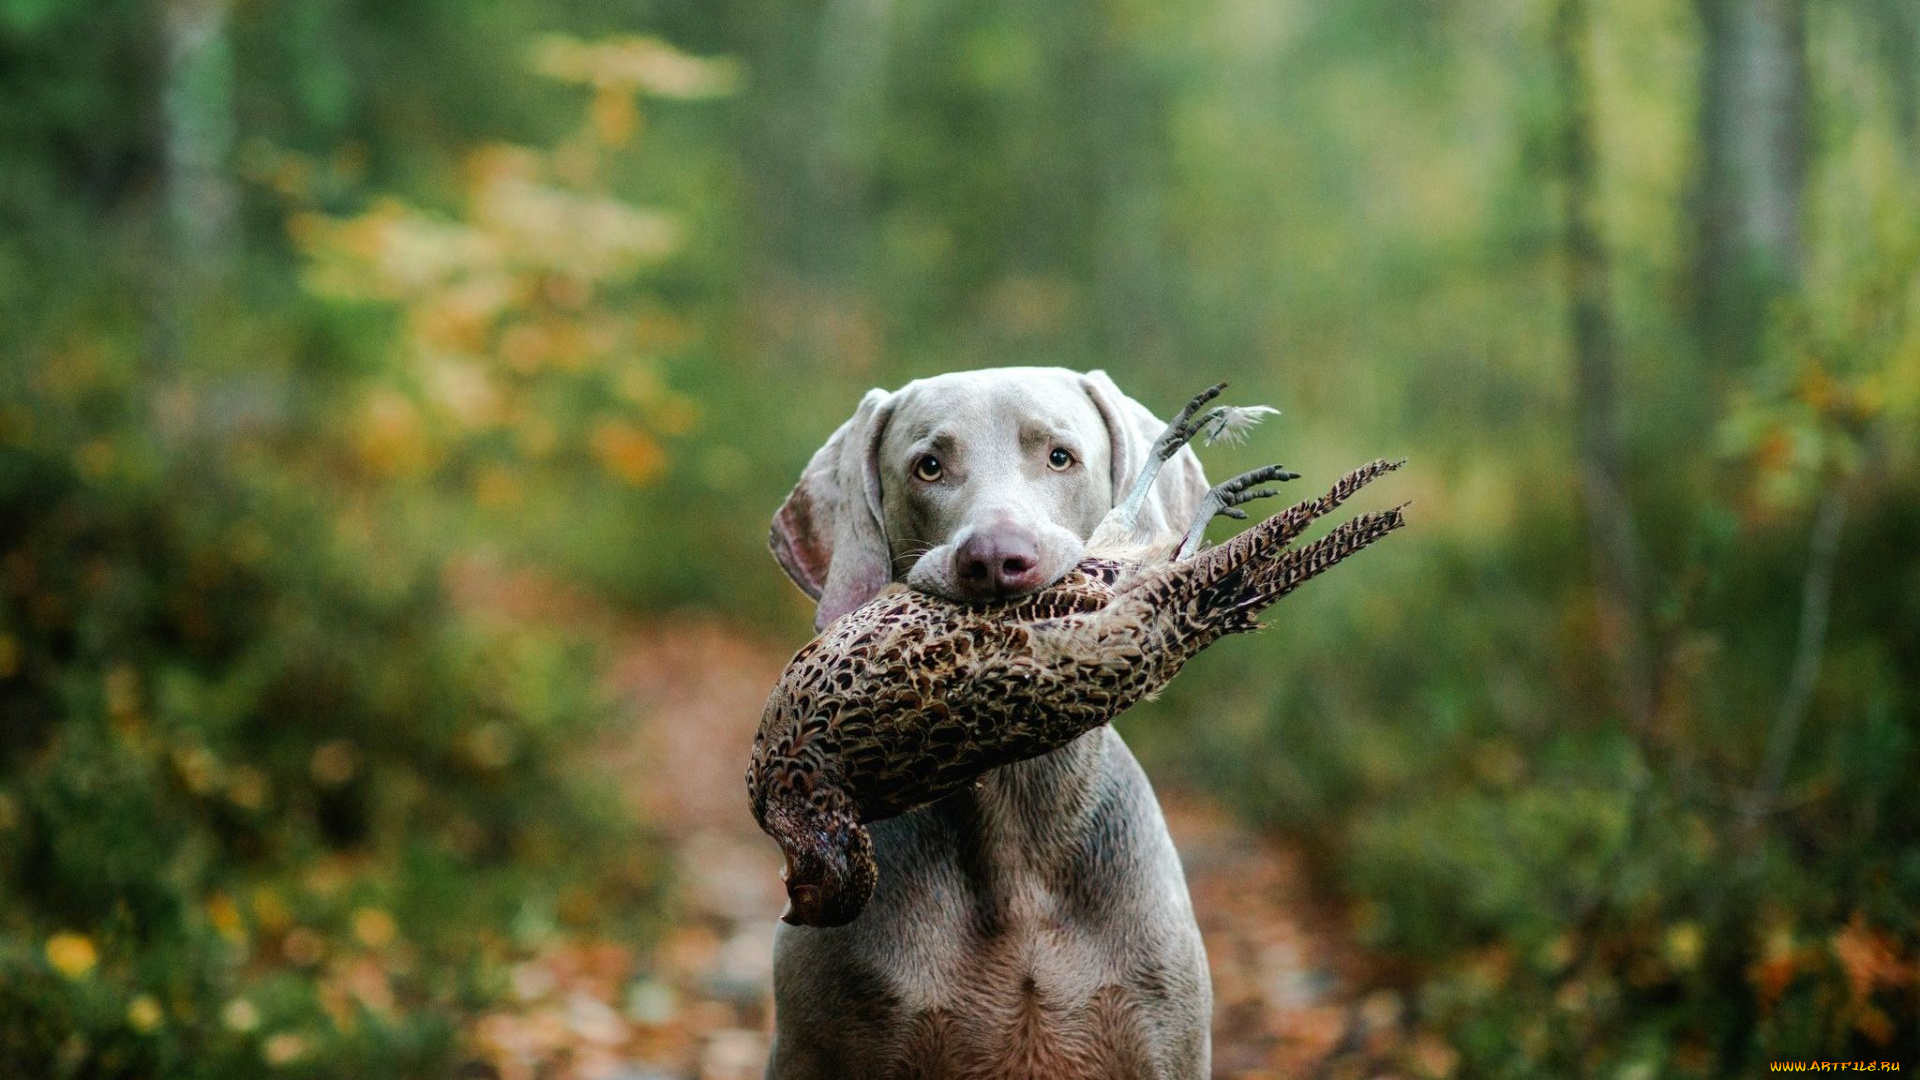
[781,882,823,926]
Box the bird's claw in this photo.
[1101,382,1280,550]
[1151,382,1228,464]
[1179,464,1299,558]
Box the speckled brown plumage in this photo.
[750,387,1407,927]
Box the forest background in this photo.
[2,0,1916,1075]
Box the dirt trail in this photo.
[468,617,1419,1080]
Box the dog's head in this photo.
[771,367,1208,630]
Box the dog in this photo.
[764,367,1214,1079]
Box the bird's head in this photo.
[762,796,877,928]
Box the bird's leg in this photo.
[1091,382,1284,555]
[1108,382,1227,533]
[1177,464,1299,559]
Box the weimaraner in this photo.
[765,366,1214,1079]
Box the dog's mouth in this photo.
[904,537,1085,605]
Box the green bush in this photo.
[0,320,657,1077]
[1164,466,1920,1075]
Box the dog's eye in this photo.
[1047,447,1075,471]
[912,454,943,482]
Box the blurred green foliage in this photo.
[0,5,700,1074]
[2,0,1918,1076]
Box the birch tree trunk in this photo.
[1554,0,1656,732]
[162,0,236,269]
[741,0,895,369]
[801,0,895,282]
[1693,0,1807,368]
[1872,0,1920,157]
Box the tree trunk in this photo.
[161,0,236,269]
[1693,0,1807,368]
[1553,0,1656,732]
[1090,40,1177,369]
[740,0,895,369]
[1870,0,1920,159]
[802,0,895,280]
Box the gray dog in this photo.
[765,367,1214,1079]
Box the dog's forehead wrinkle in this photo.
[1019,421,1070,450]
[904,430,957,457]
[890,369,1092,432]
[888,387,1097,484]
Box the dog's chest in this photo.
[878,919,1167,1080]
[768,730,1209,1079]
[862,749,1183,1077]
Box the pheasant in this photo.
[749,383,1407,927]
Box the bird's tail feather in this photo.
[1222,504,1408,623]
[1243,457,1405,551]
[1126,460,1407,653]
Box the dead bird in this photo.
[747,383,1407,927]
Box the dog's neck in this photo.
[975,727,1109,832]
[924,727,1118,918]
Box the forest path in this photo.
[468,615,1421,1080]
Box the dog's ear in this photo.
[1080,370,1209,539]
[771,388,897,631]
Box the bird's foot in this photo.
[1177,464,1299,559]
[1099,383,1229,544]
[1146,382,1280,460]
[1095,382,1282,553]
[1149,382,1229,465]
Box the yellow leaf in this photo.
[530,35,740,99]
[251,886,291,934]
[45,932,97,979]
[227,766,270,812]
[356,391,432,478]
[172,745,222,795]
[1663,922,1703,971]
[127,995,164,1033]
[591,87,640,147]
[223,998,260,1033]
[310,740,360,786]
[353,907,398,949]
[208,893,247,944]
[591,421,667,485]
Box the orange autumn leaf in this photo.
[1796,364,1837,411]
[591,87,641,147]
[1832,914,1908,1000]
[1855,1004,1896,1047]
[356,391,434,477]
[1748,929,1802,1012]
[590,421,666,485]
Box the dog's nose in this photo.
[954,529,1044,598]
